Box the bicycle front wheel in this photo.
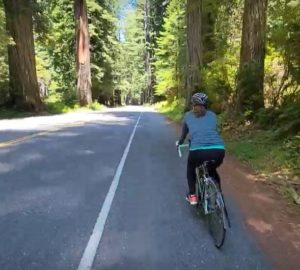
[207,179,226,248]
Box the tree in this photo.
[3,0,42,111]
[266,0,300,106]
[74,0,92,106]
[186,0,203,108]
[117,0,168,104]
[0,2,10,106]
[236,0,268,113]
[88,0,119,105]
[117,8,147,104]
[154,0,186,99]
[142,0,168,103]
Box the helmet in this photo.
[191,92,208,106]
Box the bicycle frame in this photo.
[197,165,230,230]
[177,142,230,227]
[196,164,213,215]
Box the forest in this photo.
[0,0,299,200]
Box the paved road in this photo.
[0,107,273,270]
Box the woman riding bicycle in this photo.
[178,92,225,205]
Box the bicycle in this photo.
[177,142,231,248]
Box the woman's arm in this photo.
[178,122,189,145]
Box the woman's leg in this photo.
[187,149,225,194]
[206,149,225,187]
[187,151,197,194]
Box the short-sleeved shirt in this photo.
[183,110,225,151]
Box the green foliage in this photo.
[33,0,120,106]
[155,98,185,122]
[224,130,285,172]
[236,60,265,114]
[264,0,300,108]
[88,0,119,101]
[154,0,186,98]
[268,0,300,84]
[149,0,168,38]
[33,0,76,104]
[193,0,243,112]
[88,101,104,110]
[0,3,10,106]
[0,109,37,119]
[45,98,104,113]
[274,106,300,137]
[255,105,300,137]
[284,133,300,174]
[201,60,232,113]
[116,7,147,102]
[48,0,75,98]
[223,125,300,196]
[45,100,74,113]
[0,2,11,48]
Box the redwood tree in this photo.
[236,0,268,113]
[3,0,42,111]
[186,0,203,108]
[74,0,92,106]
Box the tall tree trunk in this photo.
[74,0,92,106]
[149,0,168,103]
[144,0,152,103]
[3,0,42,111]
[202,0,218,65]
[186,0,203,109]
[236,0,268,113]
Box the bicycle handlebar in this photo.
[176,141,189,158]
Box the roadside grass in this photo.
[0,109,37,119]
[0,100,105,120]
[45,95,104,113]
[154,99,185,122]
[223,127,300,205]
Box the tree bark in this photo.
[3,0,42,111]
[186,0,203,109]
[236,0,268,113]
[74,0,92,106]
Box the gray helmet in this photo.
[191,92,208,105]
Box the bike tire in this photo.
[208,202,226,248]
[206,179,226,248]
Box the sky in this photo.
[117,0,137,41]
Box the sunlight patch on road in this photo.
[0,162,15,174]
[0,108,145,148]
[247,218,273,234]
[75,149,96,155]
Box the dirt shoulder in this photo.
[221,155,300,270]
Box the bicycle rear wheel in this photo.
[206,179,226,248]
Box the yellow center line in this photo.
[0,121,88,149]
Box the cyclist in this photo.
[178,92,225,205]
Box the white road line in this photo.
[77,112,142,270]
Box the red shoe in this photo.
[186,194,198,205]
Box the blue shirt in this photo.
[182,111,225,151]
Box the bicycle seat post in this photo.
[201,160,216,179]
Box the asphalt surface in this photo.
[0,107,273,270]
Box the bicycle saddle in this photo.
[202,160,216,167]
